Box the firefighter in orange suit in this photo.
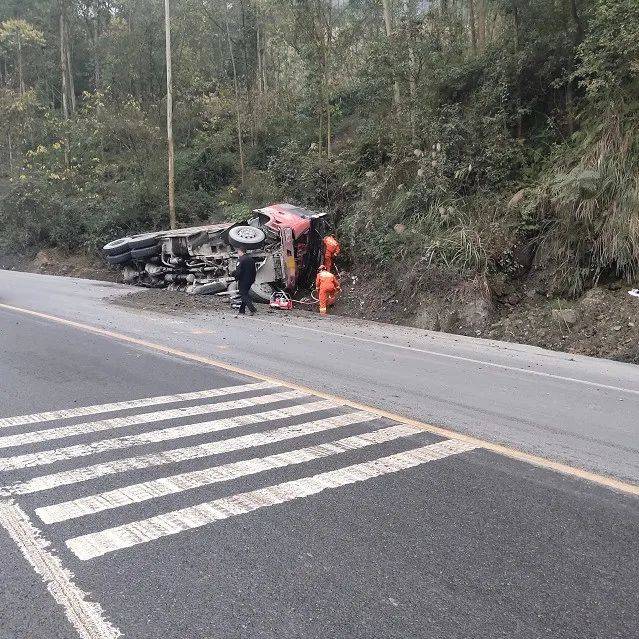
[316,265,340,316]
[322,235,341,273]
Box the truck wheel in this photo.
[129,232,163,250]
[130,244,161,261]
[106,251,132,265]
[102,237,132,256]
[187,280,229,295]
[250,282,275,303]
[228,226,266,250]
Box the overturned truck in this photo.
[102,203,328,302]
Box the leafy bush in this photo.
[268,141,356,211]
[577,0,639,98]
[0,96,160,252]
[534,110,639,294]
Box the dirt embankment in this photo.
[0,248,120,282]
[336,267,639,364]
[3,249,638,364]
[485,286,639,363]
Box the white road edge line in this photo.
[0,382,275,430]
[0,387,296,451]
[0,400,340,486]
[0,500,121,639]
[37,423,417,523]
[248,317,639,397]
[67,439,478,560]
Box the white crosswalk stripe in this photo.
[1,403,359,495]
[0,396,329,473]
[66,439,478,560]
[0,384,481,566]
[0,382,275,430]
[0,388,300,451]
[36,424,417,523]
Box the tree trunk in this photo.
[17,32,24,96]
[260,26,267,93]
[402,0,417,143]
[477,0,486,51]
[93,7,102,92]
[60,10,69,120]
[216,33,225,76]
[225,3,245,186]
[256,19,268,95]
[164,0,177,229]
[7,131,13,173]
[326,102,331,157]
[488,5,499,42]
[513,6,523,138]
[239,0,256,148]
[256,24,263,96]
[325,1,332,157]
[66,27,76,113]
[565,83,574,135]
[569,0,584,44]
[468,0,477,53]
[148,31,155,100]
[380,0,401,109]
[59,8,70,168]
[59,3,75,117]
[255,23,263,135]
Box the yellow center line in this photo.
[1,301,637,497]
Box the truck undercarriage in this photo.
[102,203,328,302]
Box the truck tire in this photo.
[130,244,161,261]
[250,282,275,303]
[228,225,266,250]
[129,232,163,250]
[187,280,228,295]
[102,237,132,256]
[106,251,132,265]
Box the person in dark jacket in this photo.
[233,248,257,316]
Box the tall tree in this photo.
[468,0,477,52]
[164,0,177,228]
[477,0,486,50]
[401,0,417,143]
[0,19,44,96]
[225,0,246,185]
[58,1,76,117]
[380,0,401,109]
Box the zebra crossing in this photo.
[0,381,478,563]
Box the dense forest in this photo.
[0,0,638,300]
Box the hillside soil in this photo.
[0,248,120,282]
[2,249,637,364]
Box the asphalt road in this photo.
[0,270,638,482]
[0,270,638,639]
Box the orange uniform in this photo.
[322,236,341,273]
[316,269,340,315]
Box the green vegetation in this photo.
[0,0,637,295]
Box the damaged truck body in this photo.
[102,203,328,302]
